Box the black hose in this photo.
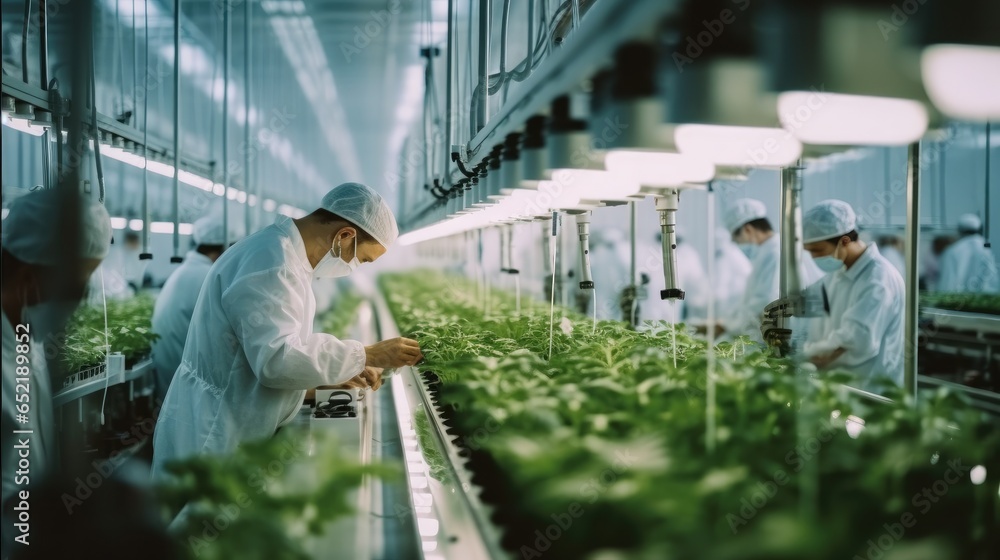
[22,0,32,83]
[91,35,106,203]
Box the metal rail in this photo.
[371,291,508,560]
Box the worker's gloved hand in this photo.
[335,366,384,391]
[365,337,424,368]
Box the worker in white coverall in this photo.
[151,183,422,478]
[710,198,823,342]
[937,214,999,293]
[802,199,904,394]
[1,189,112,557]
[150,216,241,404]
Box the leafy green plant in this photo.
[921,292,1000,315]
[157,428,396,560]
[382,270,1000,560]
[59,294,158,373]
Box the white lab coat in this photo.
[686,242,753,324]
[937,235,999,293]
[725,236,825,343]
[881,246,907,280]
[150,251,214,404]
[2,311,55,555]
[804,244,904,393]
[151,217,366,478]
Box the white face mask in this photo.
[314,234,360,278]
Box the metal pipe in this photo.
[244,0,252,236]
[630,201,637,286]
[903,142,920,400]
[22,0,31,84]
[171,0,182,263]
[779,162,804,298]
[91,36,106,203]
[571,0,581,28]
[499,0,511,103]
[525,0,535,82]
[985,122,992,246]
[443,0,455,193]
[140,0,151,260]
[655,192,684,300]
[576,212,593,289]
[477,0,491,132]
[222,0,231,248]
[39,0,49,87]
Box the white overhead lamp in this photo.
[109,217,128,230]
[146,160,176,178]
[262,199,278,213]
[921,44,1000,122]
[545,168,641,204]
[3,95,52,136]
[778,91,929,146]
[178,170,214,191]
[128,219,144,231]
[674,125,802,168]
[604,151,715,194]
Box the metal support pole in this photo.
[222,0,231,247]
[656,192,684,300]
[171,0,182,263]
[140,0,152,261]
[244,0,252,235]
[985,122,992,246]
[904,142,921,400]
[779,162,804,298]
[477,0,491,132]
[443,0,454,190]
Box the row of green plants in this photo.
[58,294,158,374]
[383,270,999,560]
[921,292,1000,315]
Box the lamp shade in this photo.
[675,125,802,168]
[778,91,928,145]
[921,44,1000,122]
[604,151,715,188]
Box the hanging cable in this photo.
[499,0,511,103]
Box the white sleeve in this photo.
[824,280,897,366]
[221,266,366,389]
[726,252,777,336]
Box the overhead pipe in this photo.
[244,0,252,236]
[171,0,182,263]
[39,0,52,189]
[903,142,920,400]
[140,0,152,261]
[222,0,231,248]
[21,0,31,84]
[499,0,512,103]
[477,0,491,132]
[90,32,106,203]
[442,0,455,196]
